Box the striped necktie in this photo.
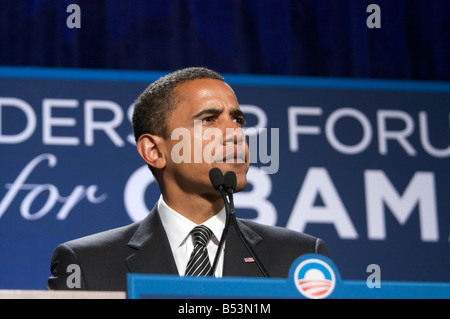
[185,225,213,276]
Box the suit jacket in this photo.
[47,205,328,291]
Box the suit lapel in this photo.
[223,219,269,277]
[125,206,178,275]
[124,208,268,278]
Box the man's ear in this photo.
[136,134,166,170]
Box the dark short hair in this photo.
[132,67,224,141]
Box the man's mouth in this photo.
[214,143,246,164]
[222,151,246,163]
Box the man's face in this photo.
[162,78,250,195]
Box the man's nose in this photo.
[223,125,245,145]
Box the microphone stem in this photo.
[210,187,231,276]
[227,192,271,278]
[208,168,270,278]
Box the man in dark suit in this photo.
[47,67,328,291]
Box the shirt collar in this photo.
[157,195,226,251]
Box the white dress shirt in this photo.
[157,195,226,277]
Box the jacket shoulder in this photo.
[238,218,328,256]
[48,221,141,291]
[238,219,315,241]
[63,222,140,251]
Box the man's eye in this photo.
[234,117,245,125]
[202,116,214,122]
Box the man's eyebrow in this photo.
[192,107,245,119]
[230,108,245,118]
[192,108,222,119]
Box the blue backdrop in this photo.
[1,67,449,289]
[0,0,449,80]
[0,0,449,291]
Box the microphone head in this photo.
[209,168,225,190]
[224,171,237,192]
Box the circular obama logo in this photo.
[294,258,336,299]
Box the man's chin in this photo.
[233,169,248,193]
[234,180,247,193]
[220,166,248,180]
[211,163,248,190]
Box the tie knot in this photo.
[191,225,212,247]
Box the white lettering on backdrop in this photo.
[0,154,107,220]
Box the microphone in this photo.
[209,168,270,278]
[209,167,225,191]
[208,168,231,276]
[223,171,236,199]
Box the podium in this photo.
[2,255,449,299]
[128,254,450,299]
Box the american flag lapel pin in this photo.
[244,257,255,263]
